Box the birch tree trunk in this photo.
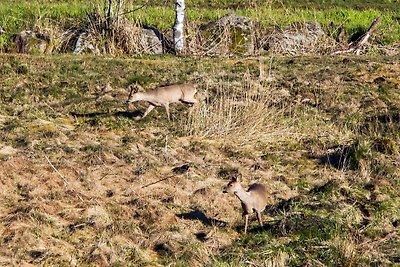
[116,0,123,27]
[173,0,185,53]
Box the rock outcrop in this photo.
[61,25,165,55]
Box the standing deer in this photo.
[126,83,197,120]
[223,176,268,234]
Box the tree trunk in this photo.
[116,0,123,27]
[107,0,113,28]
[173,0,185,53]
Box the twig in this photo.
[141,174,175,188]
[45,155,69,186]
[119,3,149,17]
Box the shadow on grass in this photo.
[266,180,343,215]
[264,213,339,239]
[71,110,142,119]
[176,209,227,227]
[308,144,356,170]
[216,212,344,265]
[233,223,265,234]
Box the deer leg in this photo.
[243,214,249,234]
[140,104,155,120]
[256,211,263,228]
[188,102,197,117]
[164,104,170,120]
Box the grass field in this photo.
[0,53,399,266]
[0,0,399,266]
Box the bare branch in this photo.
[141,175,175,188]
[331,17,381,55]
[45,155,69,186]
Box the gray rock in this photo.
[212,13,254,31]
[73,31,99,55]
[62,26,164,55]
[139,27,163,54]
[60,29,99,54]
[266,21,325,55]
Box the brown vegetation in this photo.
[0,54,399,266]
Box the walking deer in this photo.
[126,83,197,120]
[223,176,268,234]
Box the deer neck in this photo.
[234,185,251,204]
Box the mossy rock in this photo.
[14,31,53,54]
[200,13,255,55]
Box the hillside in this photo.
[0,54,399,266]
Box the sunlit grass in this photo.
[0,0,399,50]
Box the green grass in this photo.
[0,0,399,50]
[0,1,88,49]
[214,178,398,266]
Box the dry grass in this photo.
[179,77,295,146]
[0,54,399,266]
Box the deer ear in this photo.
[234,174,242,182]
[231,175,238,182]
[128,84,139,93]
[134,83,139,93]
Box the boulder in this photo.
[60,29,100,55]
[73,31,99,55]
[200,13,255,55]
[139,27,164,54]
[14,31,53,54]
[266,21,325,55]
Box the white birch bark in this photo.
[173,0,185,53]
[116,0,123,27]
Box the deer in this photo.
[223,175,269,234]
[126,83,197,120]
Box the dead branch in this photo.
[141,174,175,188]
[331,17,382,55]
[119,3,149,16]
[45,156,88,202]
[45,155,69,186]
[141,164,190,188]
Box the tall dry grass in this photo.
[178,77,295,145]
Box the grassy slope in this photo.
[0,53,399,266]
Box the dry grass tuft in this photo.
[179,80,295,146]
[83,10,142,55]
